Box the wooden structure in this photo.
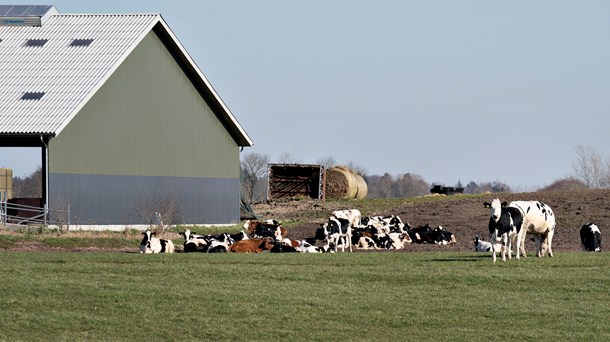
[267,164,325,201]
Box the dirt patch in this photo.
[253,189,610,253]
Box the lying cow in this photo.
[405,223,456,245]
[580,223,602,252]
[473,235,502,253]
[229,238,275,253]
[139,229,175,254]
[243,219,287,239]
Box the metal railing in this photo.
[0,192,70,228]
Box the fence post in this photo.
[44,203,48,227]
[67,203,70,230]
[1,191,5,226]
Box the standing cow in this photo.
[484,199,524,262]
[509,200,556,258]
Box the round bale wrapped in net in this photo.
[354,173,368,199]
[325,166,358,200]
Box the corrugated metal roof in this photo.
[0,11,253,146]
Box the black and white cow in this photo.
[509,200,556,258]
[319,216,353,252]
[580,223,601,252]
[140,229,175,254]
[484,199,524,262]
[332,209,362,227]
[404,223,456,245]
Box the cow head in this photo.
[484,199,507,223]
[140,229,156,253]
[274,226,283,241]
[179,229,192,241]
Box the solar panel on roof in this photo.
[24,39,48,47]
[0,5,53,17]
[70,39,94,47]
[21,92,45,100]
[0,5,57,26]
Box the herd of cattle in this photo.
[139,199,602,262]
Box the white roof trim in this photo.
[155,17,253,146]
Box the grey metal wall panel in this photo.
[50,173,239,225]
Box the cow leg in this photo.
[501,233,508,262]
[490,232,498,263]
[515,230,523,260]
[516,230,528,259]
[533,234,543,257]
[545,230,554,257]
[507,232,514,260]
[348,232,353,252]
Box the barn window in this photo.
[24,39,48,47]
[21,92,45,100]
[70,39,94,47]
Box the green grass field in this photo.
[0,251,608,341]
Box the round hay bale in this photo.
[325,166,358,199]
[354,174,368,199]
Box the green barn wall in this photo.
[50,30,239,178]
[48,31,243,225]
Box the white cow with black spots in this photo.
[140,229,175,254]
[509,200,556,258]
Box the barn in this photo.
[0,5,253,228]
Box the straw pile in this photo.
[0,168,12,199]
[325,166,367,200]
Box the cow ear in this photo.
[501,202,508,207]
[483,202,491,208]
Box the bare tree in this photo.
[345,161,367,177]
[572,145,605,188]
[132,191,183,233]
[316,156,336,169]
[277,152,301,164]
[241,152,270,203]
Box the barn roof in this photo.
[0,6,253,146]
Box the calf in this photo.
[484,199,524,262]
[139,229,175,254]
[473,235,502,253]
[580,223,602,252]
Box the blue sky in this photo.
[1,1,609,190]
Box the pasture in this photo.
[1,251,608,341]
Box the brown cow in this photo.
[229,238,275,253]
